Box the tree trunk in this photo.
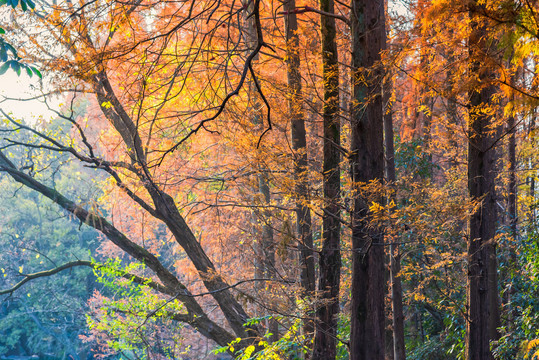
[283,0,316,347]
[349,0,386,358]
[390,245,405,360]
[466,5,501,358]
[529,108,536,223]
[506,98,517,327]
[508,99,517,240]
[312,0,341,358]
[384,76,405,360]
[243,0,279,341]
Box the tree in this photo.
[349,0,386,358]
[1,0,271,353]
[466,2,502,357]
[385,65,406,360]
[1,0,334,357]
[311,0,341,358]
[282,0,316,346]
[6,0,539,358]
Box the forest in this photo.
[0,0,538,359]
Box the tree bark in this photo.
[349,0,386,358]
[242,0,279,341]
[508,100,517,241]
[312,0,341,358]
[466,4,501,358]
[283,0,316,347]
[384,76,405,360]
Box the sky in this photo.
[0,69,61,122]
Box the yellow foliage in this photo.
[526,339,539,359]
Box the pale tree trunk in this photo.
[312,0,341,358]
[349,0,386,358]
[283,0,316,347]
[466,4,501,358]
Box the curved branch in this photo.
[0,260,92,296]
[0,260,172,296]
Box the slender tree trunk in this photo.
[442,27,460,168]
[529,107,536,223]
[312,0,341,358]
[506,99,517,327]
[283,0,316,347]
[243,0,278,341]
[418,37,433,153]
[384,76,405,360]
[507,64,518,246]
[466,5,501,358]
[389,245,405,360]
[508,125,516,237]
[383,5,404,358]
[446,77,459,167]
[258,172,279,341]
[349,0,385,358]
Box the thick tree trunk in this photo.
[312,0,341,359]
[466,5,501,358]
[349,0,386,359]
[283,0,316,346]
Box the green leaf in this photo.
[5,43,16,56]
[0,62,8,75]
[25,0,33,9]
[0,62,9,75]
[31,67,41,78]
[0,47,7,62]
[25,66,32,77]
[10,0,18,8]
[0,27,5,34]
[10,60,20,75]
[20,0,26,11]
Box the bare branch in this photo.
[0,260,92,296]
